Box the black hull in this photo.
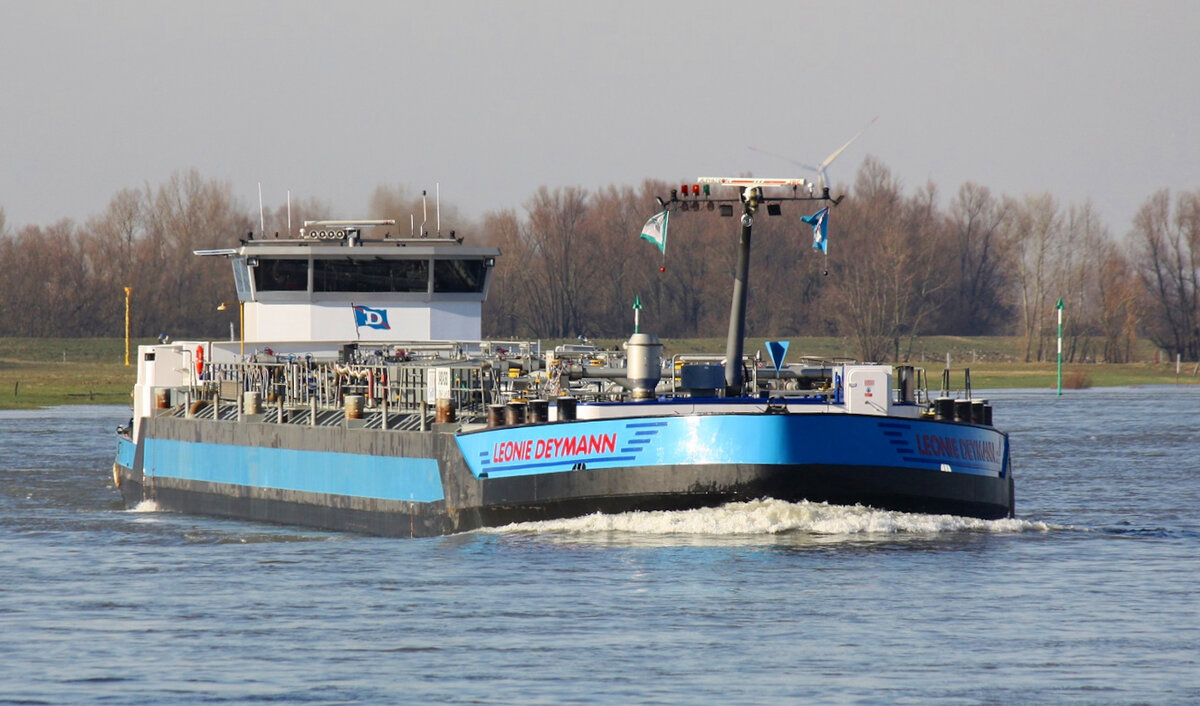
[115,452,1014,538]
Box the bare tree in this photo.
[944,183,1013,334]
[586,183,650,335]
[81,189,148,335]
[826,160,949,361]
[140,170,250,337]
[520,186,600,338]
[0,220,98,336]
[1096,241,1140,363]
[1055,201,1110,362]
[1132,189,1200,360]
[479,208,531,337]
[1011,193,1062,362]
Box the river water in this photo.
[1,388,1197,704]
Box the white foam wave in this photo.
[483,499,1052,539]
[129,499,160,513]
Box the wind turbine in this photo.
[750,116,878,197]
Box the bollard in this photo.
[504,401,527,426]
[344,394,364,420]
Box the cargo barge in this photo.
[113,183,1014,537]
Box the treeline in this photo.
[1,162,1198,363]
[479,159,1198,364]
[0,171,330,340]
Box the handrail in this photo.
[190,358,498,420]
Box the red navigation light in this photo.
[681,184,689,197]
[692,184,700,196]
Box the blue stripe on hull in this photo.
[142,438,445,503]
[116,435,136,469]
[456,414,1009,480]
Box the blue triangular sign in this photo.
[766,340,789,373]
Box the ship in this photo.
[112,181,1014,537]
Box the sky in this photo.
[2,0,1197,236]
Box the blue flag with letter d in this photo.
[802,207,829,253]
[353,305,391,330]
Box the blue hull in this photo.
[114,411,1014,537]
[456,412,1008,480]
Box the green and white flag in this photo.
[640,209,669,254]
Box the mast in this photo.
[657,177,828,397]
[724,194,758,394]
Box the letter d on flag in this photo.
[353,305,391,330]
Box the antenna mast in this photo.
[661,177,834,395]
[421,190,428,236]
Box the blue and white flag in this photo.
[353,305,391,330]
[802,207,829,253]
[640,210,669,254]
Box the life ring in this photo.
[196,344,205,377]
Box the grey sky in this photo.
[2,1,1196,236]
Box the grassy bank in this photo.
[0,338,142,410]
[1,336,1197,411]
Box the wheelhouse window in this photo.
[254,259,309,291]
[313,258,429,293]
[433,259,488,293]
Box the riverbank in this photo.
[1,336,1196,410]
[0,338,142,410]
